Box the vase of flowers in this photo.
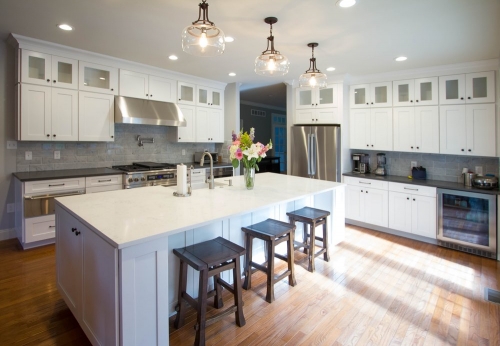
[229,128,272,190]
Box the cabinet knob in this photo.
[179,98,181,101]
[417,146,419,149]
[53,134,56,137]
[468,97,471,99]
[366,144,369,147]
[111,135,114,138]
[71,227,76,232]
[46,134,50,137]
[361,190,363,192]
[150,94,153,97]
[111,88,114,91]
[146,94,149,96]
[410,100,413,103]
[413,198,416,201]
[416,100,419,102]
[75,230,81,236]
[311,104,314,106]
[178,137,181,140]
[315,103,318,106]
[53,80,56,83]
[411,146,413,149]
[461,149,465,152]
[366,191,368,193]
[460,97,464,100]
[366,103,369,105]
[407,197,409,200]
[371,102,373,104]
[46,79,50,82]
[371,145,374,147]
[468,149,471,152]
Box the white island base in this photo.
[55,173,345,346]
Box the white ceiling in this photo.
[0,0,499,93]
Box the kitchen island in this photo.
[54,173,345,346]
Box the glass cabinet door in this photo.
[439,74,465,105]
[393,80,414,106]
[296,88,314,109]
[465,71,495,104]
[51,56,78,89]
[79,61,118,95]
[349,84,370,108]
[317,84,338,108]
[414,77,438,106]
[197,87,209,106]
[177,82,195,105]
[370,82,392,107]
[21,50,52,86]
[211,90,222,108]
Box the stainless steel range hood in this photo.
[114,96,186,127]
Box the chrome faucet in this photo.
[200,151,214,189]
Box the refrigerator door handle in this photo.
[307,133,312,176]
[311,133,317,176]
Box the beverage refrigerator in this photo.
[290,125,341,182]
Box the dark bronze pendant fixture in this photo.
[299,43,327,88]
[254,17,290,76]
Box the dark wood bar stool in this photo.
[287,207,330,272]
[242,218,297,303]
[173,237,246,346]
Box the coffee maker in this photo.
[374,153,387,176]
[352,153,370,174]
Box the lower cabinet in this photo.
[345,177,388,227]
[56,206,118,346]
[388,183,437,239]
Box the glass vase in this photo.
[244,167,255,190]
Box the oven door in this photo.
[437,188,497,258]
[24,190,85,218]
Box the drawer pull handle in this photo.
[98,179,112,182]
[359,181,371,184]
[49,225,56,228]
[49,183,65,187]
[404,187,418,191]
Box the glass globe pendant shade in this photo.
[181,0,225,57]
[254,17,289,76]
[299,43,328,88]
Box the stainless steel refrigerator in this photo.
[291,125,341,182]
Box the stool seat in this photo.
[287,207,330,272]
[242,219,296,303]
[173,237,246,346]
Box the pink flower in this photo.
[235,148,243,160]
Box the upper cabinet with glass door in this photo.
[393,77,438,107]
[439,71,495,105]
[21,49,78,89]
[79,61,118,95]
[350,82,392,108]
[296,84,338,109]
[177,81,196,105]
[197,85,223,109]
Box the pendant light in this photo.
[299,43,327,88]
[255,17,290,76]
[181,0,225,57]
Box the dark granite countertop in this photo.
[13,168,123,182]
[343,172,500,195]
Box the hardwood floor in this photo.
[1,225,498,345]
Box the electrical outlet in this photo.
[7,203,15,213]
[475,166,483,175]
[25,151,32,160]
[182,149,186,156]
[411,161,417,168]
[7,141,17,149]
[54,151,61,159]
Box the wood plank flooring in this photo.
[0,225,498,345]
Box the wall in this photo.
[0,41,16,238]
[354,150,499,183]
[239,102,281,147]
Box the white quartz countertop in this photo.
[55,173,344,249]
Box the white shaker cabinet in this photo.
[350,82,392,108]
[350,108,392,151]
[79,61,118,95]
[177,82,196,105]
[197,85,223,109]
[169,104,196,142]
[296,84,338,109]
[439,71,495,105]
[21,49,78,89]
[295,108,340,124]
[345,177,389,227]
[78,92,115,142]
[393,106,439,154]
[393,77,438,107]
[119,69,176,102]
[20,84,78,141]
[196,107,223,143]
[440,104,495,157]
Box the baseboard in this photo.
[0,228,17,241]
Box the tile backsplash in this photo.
[354,150,499,183]
[15,124,225,172]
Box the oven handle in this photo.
[25,190,85,200]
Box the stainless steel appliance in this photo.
[352,153,370,174]
[472,175,498,189]
[114,96,186,127]
[437,189,497,259]
[112,162,177,189]
[374,153,386,176]
[24,189,85,218]
[291,125,341,181]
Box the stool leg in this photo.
[287,230,297,286]
[195,269,209,346]
[302,222,308,254]
[323,218,330,262]
[214,273,223,309]
[265,240,275,303]
[242,233,253,290]
[308,222,316,272]
[232,256,246,327]
[174,260,188,329]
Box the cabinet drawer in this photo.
[25,177,86,195]
[388,182,436,197]
[25,215,55,243]
[86,185,123,194]
[85,175,122,187]
[344,176,388,190]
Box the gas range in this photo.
[112,162,178,189]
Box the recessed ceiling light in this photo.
[326,67,336,72]
[228,72,236,76]
[57,24,73,31]
[169,55,178,60]
[395,56,408,62]
[225,36,234,43]
[336,0,356,8]
[99,77,106,80]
